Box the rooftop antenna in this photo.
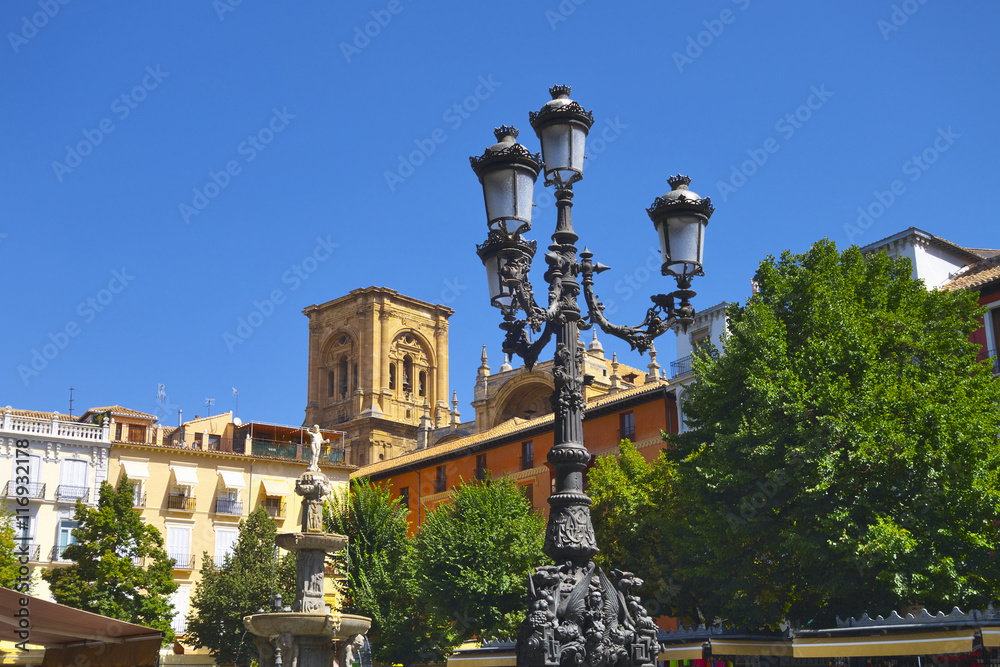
[156,384,166,422]
[68,387,75,419]
[205,398,215,417]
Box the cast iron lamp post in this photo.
[470,86,714,667]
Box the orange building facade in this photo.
[355,381,678,533]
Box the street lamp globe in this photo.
[476,232,537,310]
[647,174,714,280]
[469,126,541,235]
[529,85,594,187]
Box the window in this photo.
[170,585,191,635]
[208,434,221,451]
[127,424,147,444]
[620,411,635,441]
[9,453,42,498]
[389,365,396,391]
[521,484,534,509]
[521,441,534,471]
[403,356,413,394]
[340,356,349,398]
[56,521,77,560]
[435,465,447,493]
[193,433,204,449]
[353,363,359,391]
[328,371,336,397]
[263,496,283,518]
[166,525,193,569]
[418,371,427,397]
[58,459,89,502]
[115,422,123,441]
[133,480,146,507]
[690,327,710,347]
[214,527,239,567]
[475,454,487,481]
[399,486,409,509]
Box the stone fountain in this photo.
[244,426,371,667]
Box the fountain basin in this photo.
[243,612,371,639]
[275,532,348,552]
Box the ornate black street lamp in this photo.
[470,86,714,667]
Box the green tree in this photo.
[0,507,27,591]
[589,441,693,619]
[325,477,432,666]
[413,477,548,655]
[186,507,295,666]
[42,476,177,640]
[665,240,1000,628]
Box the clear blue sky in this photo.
[2,1,997,427]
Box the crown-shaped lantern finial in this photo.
[548,85,572,99]
[668,174,691,190]
[494,125,519,141]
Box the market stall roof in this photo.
[0,588,162,666]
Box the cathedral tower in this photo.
[303,287,453,466]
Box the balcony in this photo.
[215,498,243,516]
[0,413,108,443]
[2,481,45,500]
[15,542,41,561]
[51,544,74,561]
[670,355,692,378]
[168,551,195,570]
[250,438,346,464]
[56,485,90,503]
[166,494,196,511]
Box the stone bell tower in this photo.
[303,287,453,466]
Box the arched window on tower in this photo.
[327,371,335,398]
[403,355,413,395]
[389,365,396,391]
[339,356,349,398]
[418,371,427,397]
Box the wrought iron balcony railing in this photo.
[166,494,196,511]
[215,498,243,516]
[670,354,692,378]
[168,551,195,569]
[15,542,41,561]
[2,481,45,499]
[56,485,89,503]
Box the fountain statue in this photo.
[244,454,370,666]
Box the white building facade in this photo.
[1,407,111,599]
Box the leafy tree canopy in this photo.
[186,506,295,666]
[413,476,548,654]
[661,240,1000,628]
[41,476,177,641]
[0,506,31,592]
[325,477,431,666]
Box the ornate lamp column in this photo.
[470,86,715,667]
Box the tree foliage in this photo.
[413,477,548,653]
[325,477,427,666]
[589,441,693,618]
[658,240,1000,628]
[186,506,295,666]
[41,476,177,641]
[0,507,28,591]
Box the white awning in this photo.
[792,631,974,658]
[261,478,288,497]
[121,460,150,480]
[218,469,246,489]
[170,465,199,487]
